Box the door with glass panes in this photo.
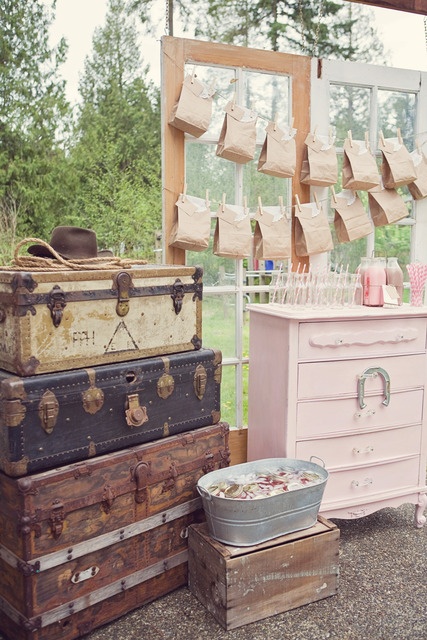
[161,36,427,444]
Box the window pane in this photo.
[185,142,236,203]
[198,293,237,360]
[183,64,237,140]
[329,84,371,143]
[242,70,290,142]
[377,90,416,147]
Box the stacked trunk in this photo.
[0,264,229,639]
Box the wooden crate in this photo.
[188,516,339,630]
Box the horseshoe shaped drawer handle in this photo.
[357,366,390,410]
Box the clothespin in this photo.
[273,112,278,132]
[231,92,236,110]
[243,195,248,215]
[397,128,403,145]
[181,184,187,203]
[222,193,226,212]
[348,130,353,147]
[191,66,196,84]
[379,130,386,147]
[331,185,338,205]
[295,194,302,212]
[314,191,321,211]
[312,125,318,143]
[205,189,210,208]
[258,196,263,215]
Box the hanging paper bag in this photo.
[408,149,427,200]
[257,122,296,178]
[342,137,380,190]
[253,206,291,259]
[332,189,373,243]
[169,75,215,138]
[213,203,252,258]
[368,184,409,227]
[294,200,334,257]
[379,133,416,188]
[169,193,211,251]
[300,132,338,186]
[216,101,257,164]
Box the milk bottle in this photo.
[363,257,386,306]
[386,257,404,305]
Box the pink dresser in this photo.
[247,304,427,526]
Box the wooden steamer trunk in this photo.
[0,422,230,640]
[188,517,339,630]
[0,264,202,376]
[0,348,221,476]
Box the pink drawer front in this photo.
[322,456,420,503]
[298,354,425,400]
[296,424,422,469]
[297,388,424,437]
[298,317,426,361]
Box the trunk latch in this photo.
[38,390,59,434]
[114,271,133,317]
[125,393,148,427]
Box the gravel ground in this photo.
[85,503,426,640]
[0,503,425,640]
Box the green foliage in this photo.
[189,0,386,62]
[70,0,162,260]
[0,0,73,260]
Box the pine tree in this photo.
[0,0,73,259]
[71,0,161,260]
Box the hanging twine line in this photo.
[8,238,147,272]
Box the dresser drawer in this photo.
[298,317,426,361]
[297,388,424,438]
[322,456,420,503]
[298,354,425,400]
[296,424,421,469]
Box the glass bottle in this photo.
[386,257,404,305]
[357,257,370,304]
[363,257,386,306]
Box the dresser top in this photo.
[247,303,427,321]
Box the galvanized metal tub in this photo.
[197,457,328,546]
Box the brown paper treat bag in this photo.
[408,149,427,199]
[216,102,257,164]
[253,206,291,259]
[294,201,334,257]
[379,135,416,188]
[300,132,338,186]
[213,203,252,258]
[169,194,211,251]
[368,184,409,227]
[257,122,296,178]
[332,190,373,243]
[169,75,215,138]
[342,137,380,190]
